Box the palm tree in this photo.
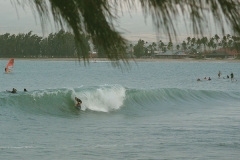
[158,40,165,52]
[152,42,157,50]
[10,0,240,64]
[209,37,215,51]
[134,39,145,58]
[191,37,196,46]
[167,42,173,50]
[187,37,191,45]
[220,37,228,53]
[176,45,180,51]
[214,34,220,43]
[201,37,208,53]
[196,38,202,50]
[181,41,187,51]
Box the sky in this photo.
[0,0,53,36]
[0,0,231,44]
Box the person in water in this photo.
[5,68,8,73]
[24,88,27,92]
[7,88,17,93]
[197,78,201,81]
[208,77,211,81]
[227,75,229,79]
[75,97,82,109]
[230,72,234,81]
[218,71,222,78]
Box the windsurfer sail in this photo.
[5,58,14,73]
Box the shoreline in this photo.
[1,57,240,62]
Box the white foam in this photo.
[73,85,126,112]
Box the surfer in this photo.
[24,88,27,92]
[75,97,82,109]
[6,88,17,93]
[227,75,229,79]
[197,78,201,81]
[208,77,211,81]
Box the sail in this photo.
[5,58,14,72]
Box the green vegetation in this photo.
[1,31,240,59]
[0,30,89,58]
[131,34,240,57]
[13,0,240,62]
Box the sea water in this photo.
[0,60,239,160]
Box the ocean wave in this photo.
[0,85,126,116]
[126,88,240,104]
[0,85,239,116]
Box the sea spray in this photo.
[73,85,126,112]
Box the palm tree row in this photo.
[131,34,240,58]
[1,30,240,59]
[0,30,90,58]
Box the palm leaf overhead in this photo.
[14,0,240,62]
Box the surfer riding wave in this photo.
[75,97,82,109]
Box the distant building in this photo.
[154,50,188,59]
[207,48,238,58]
[89,51,98,58]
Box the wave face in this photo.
[0,85,239,116]
[0,85,126,116]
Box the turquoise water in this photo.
[0,60,240,159]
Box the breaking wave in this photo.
[0,84,239,117]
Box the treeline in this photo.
[1,30,240,58]
[0,30,90,58]
[132,34,240,58]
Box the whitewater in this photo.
[0,60,240,159]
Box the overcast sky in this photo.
[0,0,230,44]
[0,1,51,35]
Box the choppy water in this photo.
[0,60,240,160]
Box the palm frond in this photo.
[14,0,240,63]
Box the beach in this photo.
[1,57,240,63]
